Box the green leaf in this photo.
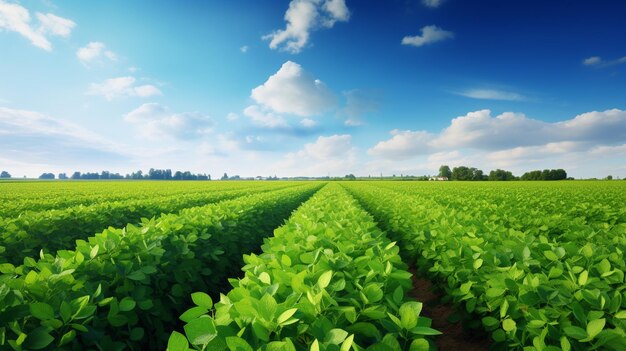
[226,336,254,351]
[23,327,54,349]
[191,292,213,309]
[473,258,483,269]
[184,317,217,345]
[277,308,298,324]
[119,297,136,312]
[259,272,271,285]
[340,334,354,351]
[399,301,422,330]
[90,244,99,259]
[318,270,333,289]
[310,339,320,351]
[167,331,189,351]
[410,326,442,336]
[59,330,76,346]
[578,270,589,286]
[561,336,571,351]
[409,339,429,351]
[179,306,209,323]
[482,316,499,328]
[586,318,605,339]
[615,311,626,319]
[325,328,348,345]
[563,326,588,340]
[502,318,516,332]
[30,302,55,320]
[363,283,383,303]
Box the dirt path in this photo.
[407,266,491,351]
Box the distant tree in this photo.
[58,173,68,180]
[345,174,356,180]
[489,169,515,181]
[39,173,55,179]
[221,173,229,180]
[100,171,110,180]
[71,171,81,179]
[606,175,613,180]
[438,165,452,179]
[0,171,10,178]
[521,169,567,180]
[451,166,483,181]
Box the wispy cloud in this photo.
[86,77,162,100]
[0,1,75,51]
[402,25,453,47]
[77,42,117,65]
[422,0,444,8]
[582,55,626,68]
[124,103,214,140]
[456,88,526,101]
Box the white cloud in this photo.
[251,61,336,117]
[124,103,214,140]
[369,109,626,161]
[368,129,434,159]
[582,55,626,68]
[243,105,289,129]
[300,118,317,127]
[0,107,127,170]
[402,25,453,47]
[86,77,162,100]
[226,112,239,121]
[456,88,526,101]
[275,134,357,175]
[583,56,602,66]
[264,0,350,54]
[77,42,117,64]
[0,1,74,51]
[422,0,444,8]
[240,45,248,53]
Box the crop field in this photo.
[0,180,625,351]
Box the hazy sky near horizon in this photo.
[1,0,625,178]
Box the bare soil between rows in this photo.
[407,266,491,351]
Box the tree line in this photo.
[437,165,569,181]
[0,169,211,180]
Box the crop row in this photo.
[169,184,439,351]
[0,182,301,265]
[343,183,626,351]
[0,181,266,218]
[0,183,322,350]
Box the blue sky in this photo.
[1,0,625,178]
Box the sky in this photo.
[1,0,625,179]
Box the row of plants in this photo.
[0,183,322,350]
[169,184,439,351]
[343,183,626,351]
[0,182,301,264]
[0,180,264,218]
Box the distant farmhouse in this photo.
[429,176,448,181]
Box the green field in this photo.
[1,181,625,350]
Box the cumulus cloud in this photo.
[77,42,117,64]
[124,103,214,139]
[300,118,317,127]
[0,107,127,168]
[251,61,336,116]
[402,25,453,47]
[368,129,434,159]
[456,88,526,101]
[369,109,626,160]
[0,1,75,51]
[240,45,248,53]
[264,0,349,54]
[86,77,162,100]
